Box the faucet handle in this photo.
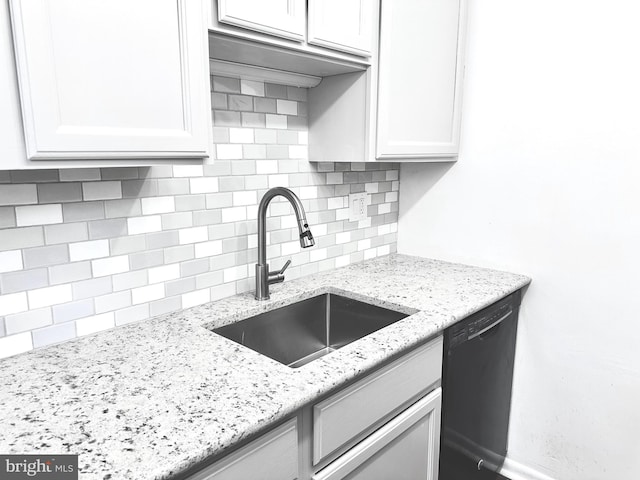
[278,259,292,274]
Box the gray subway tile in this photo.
[265,83,287,99]
[231,160,257,176]
[100,167,139,181]
[164,245,194,264]
[267,145,289,159]
[245,175,268,190]
[193,210,221,226]
[179,258,210,277]
[150,296,181,317]
[0,184,38,206]
[254,129,277,144]
[121,179,158,198]
[241,112,266,128]
[162,212,193,230]
[0,317,5,337]
[276,130,299,145]
[140,166,174,179]
[115,304,149,326]
[88,218,128,240]
[242,145,267,160]
[4,308,52,335]
[37,183,83,203]
[82,181,122,201]
[287,115,307,131]
[32,322,76,348]
[52,299,95,323]
[286,86,307,101]
[0,207,16,229]
[213,110,241,127]
[222,236,248,253]
[130,250,164,270]
[195,271,223,289]
[0,268,48,294]
[112,270,147,292]
[212,76,240,93]
[203,160,232,177]
[212,92,227,109]
[212,126,230,143]
[23,244,69,269]
[49,261,92,285]
[72,277,112,301]
[157,178,190,196]
[254,97,277,113]
[63,201,105,222]
[228,94,253,111]
[44,222,88,245]
[10,169,59,183]
[372,171,386,182]
[110,235,146,255]
[59,169,101,182]
[146,230,179,250]
[350,183,365,193]
[208,223,236,240]
[234,221,257,236]
[175,194,206,212]
[218,176,244,192]
[205,193,233,209]
[94,291,131,314]
[105,198,142,219]
[165,277,196,297]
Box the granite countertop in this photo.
[0,254,530,479]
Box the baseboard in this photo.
[499,457,556,480]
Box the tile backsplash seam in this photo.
[0,76,399,358]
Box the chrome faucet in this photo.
[255,187,315,300]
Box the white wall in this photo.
[398,1,640,479]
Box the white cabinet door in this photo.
[9,0,210,161]
[187,418,299,480]
[308,0,375,57]
[376,0,467,159]
[217,0,305,41]
[313,388,442,480]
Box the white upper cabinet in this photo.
[308,0,375,57]
[376,0,467,159]
[9,0,211,161]
[217,0,305,42]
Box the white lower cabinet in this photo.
[313,389,441,480]
[186,418,299,480]
[187,336,443,480]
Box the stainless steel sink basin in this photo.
[212,294,410,368]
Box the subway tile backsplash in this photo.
[0,77,399,359]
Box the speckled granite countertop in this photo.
[0,254,530,479]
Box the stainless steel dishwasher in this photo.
[439,289,522,479]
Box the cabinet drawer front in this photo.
[188,418,299,480]
[313,388,442,480]
[313,336,443,464]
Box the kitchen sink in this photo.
[212,294,410,368]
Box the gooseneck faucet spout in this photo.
[256,187,315,300]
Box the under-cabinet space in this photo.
[208,0,376,79]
